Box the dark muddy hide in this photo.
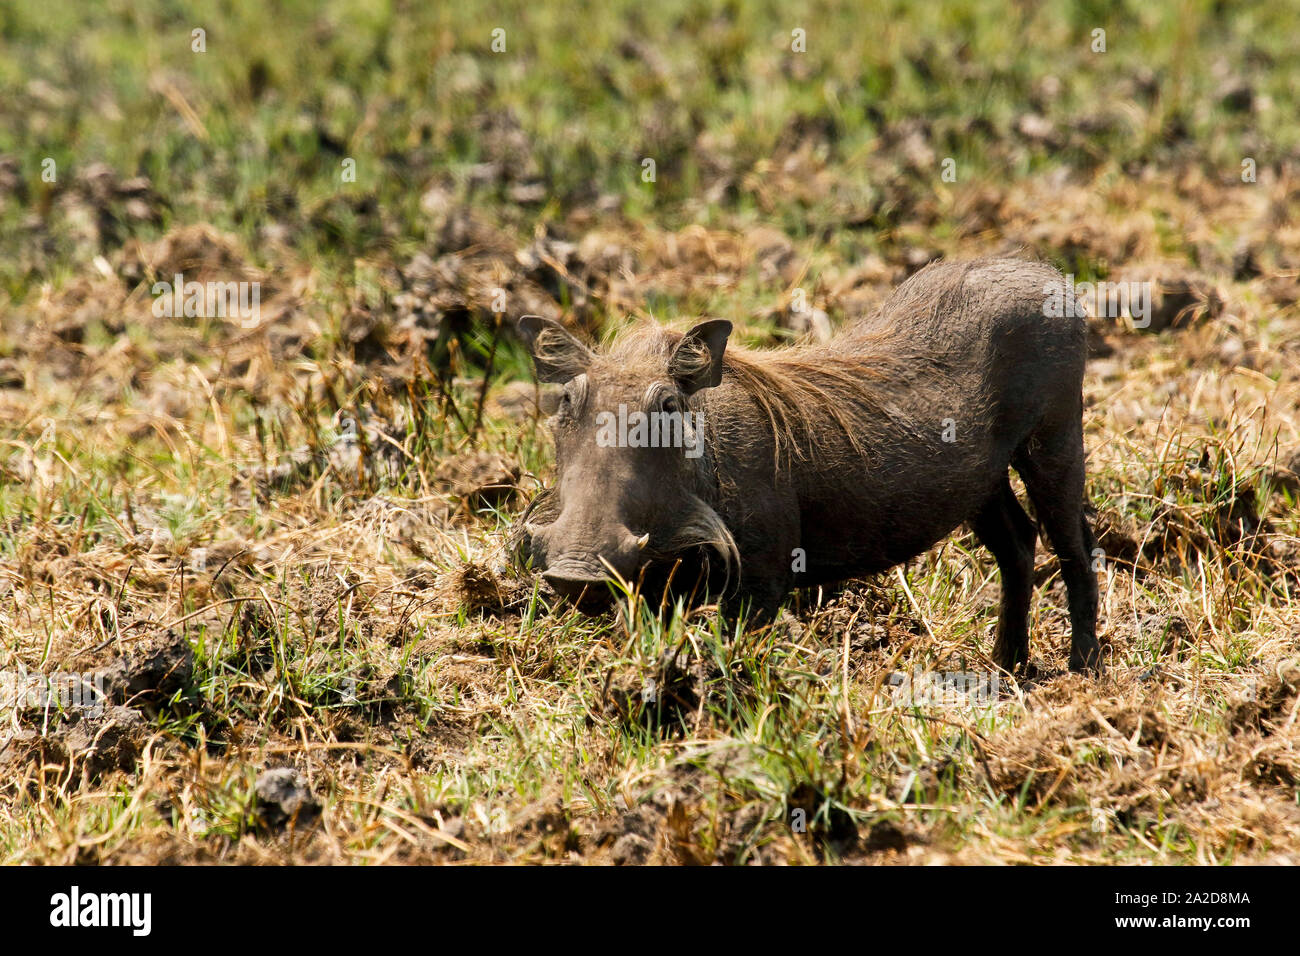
[511,258,1102,673]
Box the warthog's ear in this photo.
[668,319,732,395]
[518,315,593,384]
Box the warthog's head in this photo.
[513,316,740,604]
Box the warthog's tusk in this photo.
[636,533,650,549]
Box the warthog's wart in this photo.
[513,258,1102,673]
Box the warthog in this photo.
[512,258,1101,673]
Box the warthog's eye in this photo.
[658,393,679,416]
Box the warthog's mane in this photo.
[604,321,935,471]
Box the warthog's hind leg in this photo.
[1014,414,1102,674]
[970,476,1037,673]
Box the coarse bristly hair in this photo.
[602,321,937,470]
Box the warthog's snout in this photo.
[534,522,649,600]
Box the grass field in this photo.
[1,0,1299,863]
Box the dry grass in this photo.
[2,0,1299,865]
[3,160,1299,863]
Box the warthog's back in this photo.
[720,257,1088,581]
[832,256,1087,458]
[843,257,1086,392]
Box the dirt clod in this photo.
[254,768,320,829]
[32,706,150,780]
[70,628,194,712]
